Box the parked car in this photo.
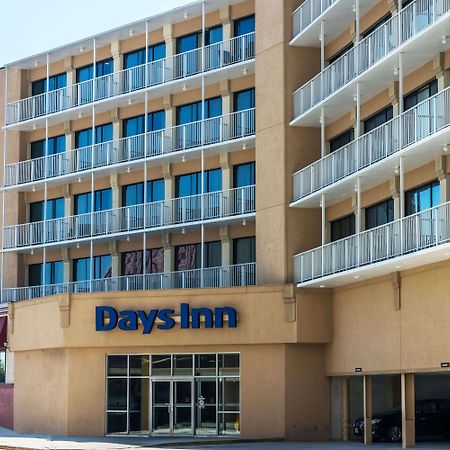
[353,399,450,442]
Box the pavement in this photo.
[0,427,448,450]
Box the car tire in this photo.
[386,425,402,443]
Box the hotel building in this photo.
[0,0,450,446]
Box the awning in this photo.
[0,317,7,348]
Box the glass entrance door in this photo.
[152,380,193,435]
[195,379,217,435]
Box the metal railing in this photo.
[5,32,255,125]
[1,262,257,302]
[292,0,338,38]
[294,201,450,283]
[4,108,255,187]
[293,0,450,119]
[293,85,450,201]
[3,185,256,250]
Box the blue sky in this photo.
[0,0,192,66]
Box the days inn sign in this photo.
[96,303,238,334]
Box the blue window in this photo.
[404,79,438,111]
[234,88,255,111]
[233,237,255,264]
[177,32,199,54]
[233,162,255,188]
[124,43,166,69]
[234,15,255,36]
[122,180,164,206]
[206,26,223,45]
[74,189,112,215]
[405,181,440,216]
[175,169,222,197]
[32,73,67,95]
[176,97,222,125]
[73,255,112,282]
[29,261,64,287]
[123,111,165,137]
[31,135,66,159]
[76,58,114,83]
[30,197,64,222]
[75,123,113,148]
[365,199,394,230]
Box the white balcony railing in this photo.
[4,108,255,187]
[3,185,256,250]
[293,0,450,119]
[293,85,450,202]
[294,202,450,284]
[1,262,257,303]
[292,0,337,39]
[5,32,255,126]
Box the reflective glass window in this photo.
[233,162,255,188]
[232,237,255,264]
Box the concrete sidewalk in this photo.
[0,428,448,450]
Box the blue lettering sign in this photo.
[95,304,238,334]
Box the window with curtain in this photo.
[32,73,67,95]
[233,162,255,187]
[29,261,64,287]
[175,169,222,197]
[405,181,440,216]
[363,106,393,133]
[330,129,354,153]
[233,237,255,264]
[73,255,112,281]
[30,135,66,159]
[331,214,355,242]
[29,197,64,222]
[74,189,112,215]
[121,248,164,275]
[175,241,221,271]
[234,15,255,36]
[365,199,395,230]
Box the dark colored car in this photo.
[353,399,450,442]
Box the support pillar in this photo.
[436,155,450,202]
[162,234,173,273]
[220,226,231,266]
[220,152,231,191]
[163,163,174,199]
[163,24,175,79]
[220,6,232,40]
[64,57,74,86]
[363,375,373,445]
[63,183,72,217]
[401,373,415,448]
[111,40,122,73]
[110,242,119,278]
[110,173,120,210]
[434,52,450,90]
[342,377,350,441]
[62,247,71,284]
[111,108,120,143]
[390,176,401,220]
[389,81,400,117]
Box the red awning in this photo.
[0,317,7,348]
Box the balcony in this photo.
[3,185,255,252]
[4,109,255,190]
[291,0,374,47]
[292,0,450,126]
[1,262,257,303]
[292,86,450,207]
[5,33,255,129]
[294,202,450,287]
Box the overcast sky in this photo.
[0,0,192,66]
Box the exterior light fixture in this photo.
[30,249,34,255]
[182,84,187,91]
[352,4,357,13]
[181,228,186,234]
[394,166,400,175]
[76,243,80,249]
[242,219,247,226]
[33,61,39,67]
[78,112,83,118]
[79,46,85,53]
[355,367,362,373]
[243,68,248,76]
[32,186,36,192]
[354,275,359,279]
[32,123,37,130]
[126,236,130,242]
[129,30,134,37]
[441,362,450,368]
[442,36,448,45]
[443,144,448,153]
[127,99,133,105]
[182,156,186,162]
[78,177,82,183]
[242,144,247,150]
[353,94,358,102]
[127,167,131,173]
[393,67,399,76]
[184,12,189,20]
[319,285,325,288]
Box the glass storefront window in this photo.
[106,353,240,436]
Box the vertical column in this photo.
[1,68,8,294]
[401,373,415,448]
[111,108,120,148]
[111,41,122,73]
[162,234,173,274]
[163,95,175,152]
[434,53,450,91]
[62,247,71,284]
[436,156,450,202]
[220,6,232,40]
[163,164,174,200]
[390,175,401,220]
[342,377,350,441]
[163,24,175,81]
[110,174,120,210]
[63,183,72,219]
[363,375,373,445]
[110,242,119,279]
[220,152,231,191]
[220,226,231,267]
[389,81,400,117]
[64,56,74,87]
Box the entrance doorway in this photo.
[106,353,240,436]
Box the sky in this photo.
[0,0,193,66]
